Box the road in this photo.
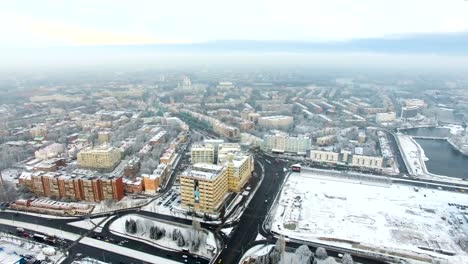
[214,154,287,264]
[0,211,209,264]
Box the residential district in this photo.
[1,72,468,264]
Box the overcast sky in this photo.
[1,0,468,47]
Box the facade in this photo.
[77,146,122,171]
[28,173,124,202]
[262,133,311,153]
[351,155,383,168]
[143,163,169,193]
[217,143,242,162]
[258,115,293,129]
[240,133,264,147]
[191,144,215,164]
[160,147,176,165]
[180,164,228,213]
[225,155,254,192]
[375,112,396,123]
[310,150,340,163]
[123,177,143,194]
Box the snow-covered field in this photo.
[269,171,468,263]
[109,214,218,258]
[0,234,65,263]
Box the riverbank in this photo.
[395,133,468,181]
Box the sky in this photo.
[1,0,468,47]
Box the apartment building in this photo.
[143,163,169,193]
[27,172,124,202]
[180,164,228,213]
[225,155,254,192]
[262,133,311,153]
[310,150,340,163]
[191,144,215,164]
[77,146,122,171]
[351,155,383,168]
[258,115,293,129]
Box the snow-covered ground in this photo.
[269,171,468,263]
[72,257,108,264]
[397,134,428,176]
[0,233,65,263]
[239,244,275,263]
[91,196,151,214]
[68,216,109,231]
[444,124,464,135]
[221,227,234,237]
[109,214,218,258]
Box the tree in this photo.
[295,245,312,264]
[315,247,328,260]
[177,231,185,247]
[0,182,18,202]
[341,254,354,264]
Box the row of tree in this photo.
[254,238,354,264]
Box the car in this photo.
[182,255,188,258]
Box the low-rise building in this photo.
[376,112,396,123]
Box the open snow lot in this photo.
[269,171,468,263]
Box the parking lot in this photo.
[155,187,182,210]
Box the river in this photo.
[402,127,468,179]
